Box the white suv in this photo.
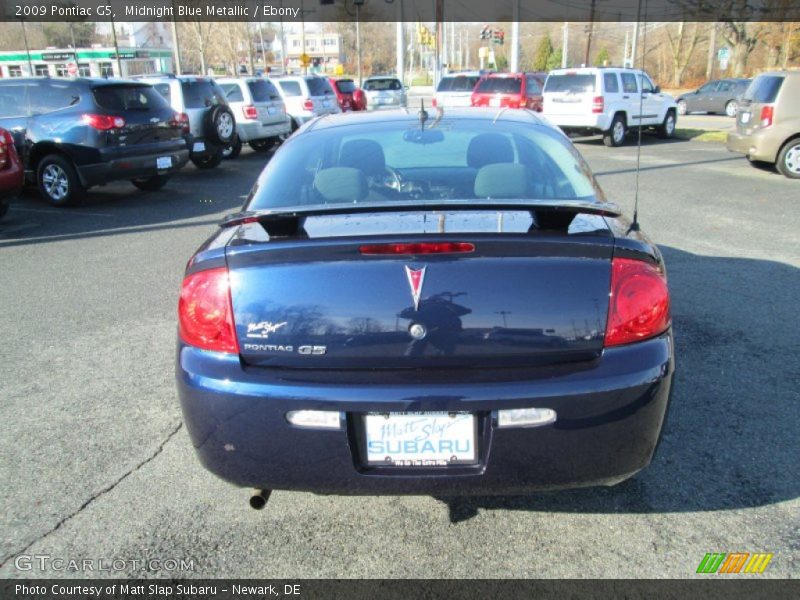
[542,67,678,147]
[274,76,340,132]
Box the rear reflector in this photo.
[592,96,604,113]
[604,257,670,347]
[178,267,239,354]
[497,408,557,428]
[286,410,342,430]
[360,242,475,255]
[82,113,126,130]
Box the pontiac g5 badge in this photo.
[405,266,426,311]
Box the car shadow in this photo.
[436,245,800,523]
[0,146,275,248]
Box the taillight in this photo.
[0,129,10,170]
[592,96,604,114]
[178,268,239,354]
[604,257,670,347]
[303,99,314,111]
[431,97,438,107]
[82,113,126,130]
[170,112,190,134]
[760,105,774,127]
[243,105,258,120]
[359,242,475,255]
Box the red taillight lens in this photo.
[360,242,475,255]
[431,97,438,107]
[760,105,774,127]
[171,112,190,134]
[592,96,604,114]
[82,113,126,130]
[604,257,670,347]
[303,99,314,111]
[178,268,239,354]
[0,130,9,169]
[243,105,258,120]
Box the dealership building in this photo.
[0,46,173,79]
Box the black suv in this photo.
[0,77,189,206]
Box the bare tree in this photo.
[665,22,703,86]
[722,22,765,76]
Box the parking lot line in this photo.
[10,207,115,218]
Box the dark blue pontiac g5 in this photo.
[176,108,674,506]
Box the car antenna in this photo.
[630,0,648,233]
[418,99,428,130]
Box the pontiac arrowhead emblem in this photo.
[405,266,426,311]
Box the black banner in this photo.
[2,0,800,23]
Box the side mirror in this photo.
[653,85,661,93]
[404,85,410,91]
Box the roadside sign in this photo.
[300,53,311,67]
[67,62,78,76]
[334,64,344,76]
[478,47,488,59]
[717,47,730,61]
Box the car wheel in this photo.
[603,115,627,147]
[677,100,687,115]
[191,150,224,170]
[37,154,84,206]
[131,174,171,191]
[250,138,276,152]
[776,138,800,179]
[0,199,8,220]
[222,135,242,160]
[725,100,738,118]
[657,110,677,139]
[204,105,236,146]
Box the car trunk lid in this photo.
[91,84,183,146]
[542,73,598,117]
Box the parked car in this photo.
[676,78,751,117]
[139,74,236,170]
[727,71,800,179]
[542,67,678,147]
[433,71,482,108]
[176,108,674,505]
[471,72,546,111]
[0,77,189,206]
[216,77,291,158]
[328,78,364,112]
[362,76,408,110]
[352,88,367,111]
[274,76,340,132]
[0,126,24,219]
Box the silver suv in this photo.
[274,76,340,133]
[363,76,407,111]
[138,74,236,169]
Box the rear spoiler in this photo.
[221,200,622,237]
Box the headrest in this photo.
[466,133,515,169]
[339,139,386,176]
[474,163,530,199]
[313,167,368,203]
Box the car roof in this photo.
[0,76,147,86]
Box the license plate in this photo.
[364,412,477,466]
[267,107,278,115]
[323,100,331,108]
[192,141,205,152]
[489,97,501,107]
[156,156,172,169]
[740,111,751,124]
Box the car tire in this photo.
[37,154,85,206]
[249,138,276,152]
[657,110,677,139]
[776,138,800,179]
[677,100,687,115]
[131,174,171,191]
[725,100,738,118]
[204,105,236,146]
[222,135,242,160]
[191,150,224,170]
[0,199,8,220]
[603,115,627,147]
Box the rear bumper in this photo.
[77,143,189,187]
[546,113,612,132]
[726,131,778,163]
[177,331,674,495]
[236,119,291,142]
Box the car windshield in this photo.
[743,75,784,103]
[180,80,226,109]
[364,79,402,91]
[437,76,480,92]
[245,118,601,211]
[335,79,357,93]
[544,74,597,93]
[475,77,522,94]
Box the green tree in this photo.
[533,35,553,71]
[546,48,563,70]
[593,47,610,67]
[42,22,97,48]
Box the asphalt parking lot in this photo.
[1,124,798,579]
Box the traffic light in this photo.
[480,25,491,40]
[493,29,505,45]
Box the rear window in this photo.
[248,79,281,102]
[306,78,333,96]
[153,83,171,103]
[364,78,402,91]
[335,79,357,93]
[93,85,169,111]
[744,75,784,103]
[220,83,244,103]
[180,80,226,109]
[544,74,596,93]
[475,77,522,94]
[437,76,480,92]
[278,80,302,97]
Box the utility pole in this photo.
[301,0,307,75]
[258,22,266,72]
[631,21,639,69]
[109,10,123,77]
[706,23,717,79]
[356,4,362,85]
[396,2,404,82]
[510,0,519,73]
[562,22,568,68]
[19,19,33,75]
[584,0,596,66]
[434,0,443,86]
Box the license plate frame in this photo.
[156,156,172,170]
[363,412,478,467]
[740,111,751,124]
[192,141,206,152]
